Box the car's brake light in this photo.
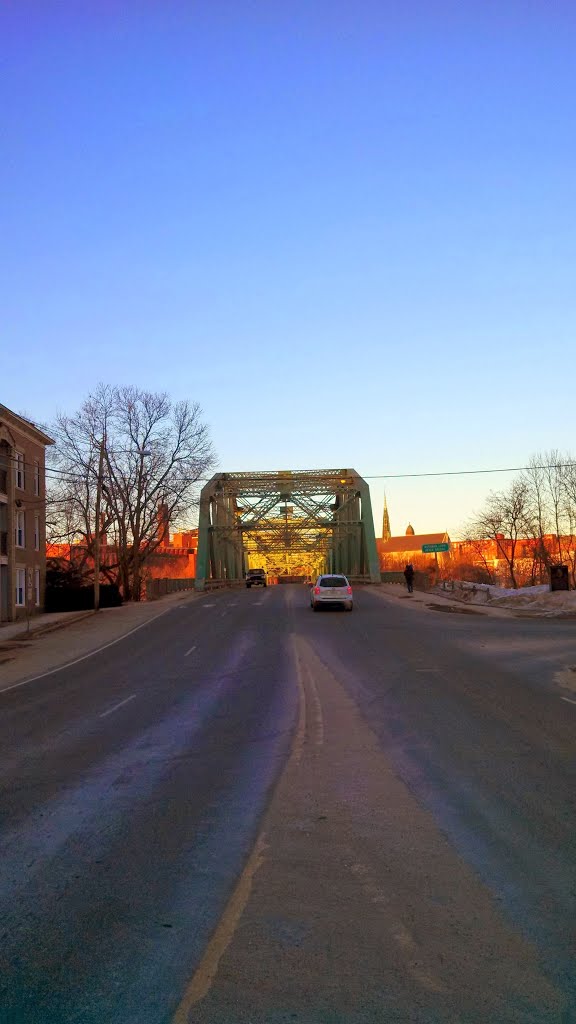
[314,586,320,595]
[346,586,352,594]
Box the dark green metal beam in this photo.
[195,469,380,590]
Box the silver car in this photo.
[310,574,353,612]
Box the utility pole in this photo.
[93,436,106,612]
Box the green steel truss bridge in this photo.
[194,468,380,589]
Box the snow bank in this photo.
[437,580,576,616]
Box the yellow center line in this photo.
[171,632,307,1021]
[303,661,324,746]
[172,834,268,1020]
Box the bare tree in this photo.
[47,386,115,579]
[467,479,534,589]
[451,538,497,584]
[542,449,566,566]
[521,456,554,583]
[522,450,576,583]
[49,384,215,600]
[561,458,576,587]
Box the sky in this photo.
[2,1,575,538]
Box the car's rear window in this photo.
[319,576,347,588]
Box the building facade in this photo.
[377,523,451,571]
[0,404,54,622]
[46,527,199,597]
[451,534,576,587]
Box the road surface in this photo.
[1,585,575,1023]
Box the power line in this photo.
[5,453,206,484]
[2,452,93,482]
[192,463,574,484]
[361,464,575,480]
[3,450,576,486]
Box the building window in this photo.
[16,510,25,548]
[0,446,8,494]
[34,460,40,496]
[15,452,25,490]
[34,514,40,551]
[16,568,25,606]
[34,568,40,606]
[0,501,7,556]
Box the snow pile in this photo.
[438,580,576,616]
[495,589,576,615]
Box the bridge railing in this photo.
[203,579,245,591]
[146,577,196,600]
[348,575,380,585]
[380,571,430,589]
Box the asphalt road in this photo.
[1,585,575,1023]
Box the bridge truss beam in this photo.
[195,468,380,590]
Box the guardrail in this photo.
[196,576,391,592]
[380,570,431,590]
[380,572,405,584]
[146,578,196,600]
[435,579,494,602]
[203,579,245,591]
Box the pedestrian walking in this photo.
[404,562,414,593]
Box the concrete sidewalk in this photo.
[0,590,201,690]
[0,609,95,642]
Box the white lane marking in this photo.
[184,645,197,657]
[0,608,172,696]
[304,663,324,747]
[99,693,136,718]
[220,612,227,618]
[202,603,215,608]
[290,640,307,769]
[228,602,238,607]
[560,696,576,705]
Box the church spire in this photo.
[382,494,391,541]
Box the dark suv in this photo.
[246,568,267,588]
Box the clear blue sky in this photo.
[2,1,575,537]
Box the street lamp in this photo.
[93,440,151,612]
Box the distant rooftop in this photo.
[379,532,450,554]
[0,403,54,445]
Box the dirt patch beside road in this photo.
[426,603,482,615]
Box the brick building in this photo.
[47,526,198,596]
[0,404,54,622]
[377,523,451,571]
[146,528,197,582]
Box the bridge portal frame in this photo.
[194,468,380,590]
